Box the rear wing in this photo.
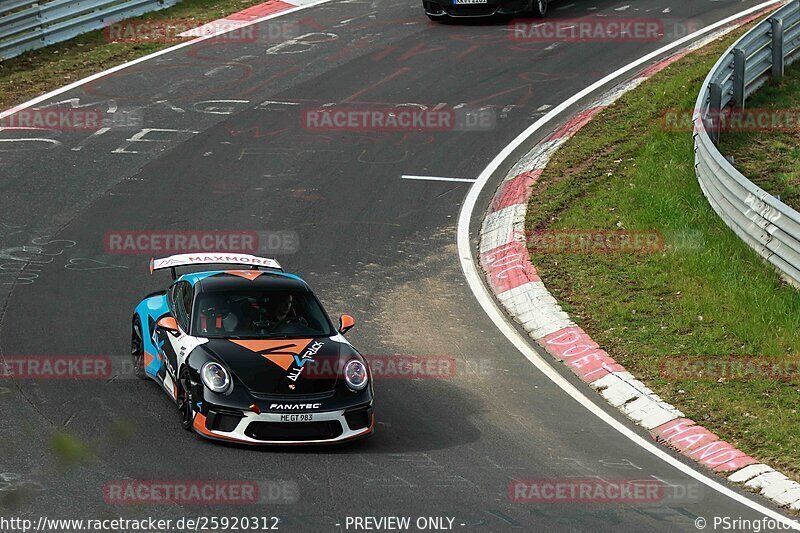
[150,253,282,279]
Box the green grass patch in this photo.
[51,431,91,465]
[526,31,800,478]
[0,0,271,110]
[719,65,800,211]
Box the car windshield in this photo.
[192,288,335,339]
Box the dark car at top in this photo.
[424,0,547,20]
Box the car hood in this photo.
[196,337,347,396]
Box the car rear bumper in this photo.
[192,405,374,445]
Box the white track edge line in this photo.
[0,0,331,120]
[402,175,477,183]
[456,0,799,526]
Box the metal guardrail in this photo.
[0,0,179,60]
[694,0,800,288]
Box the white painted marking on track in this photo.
[0,0,332,120]
[71,127,110,151]
[456,0,798,527]
[402,175,476,183]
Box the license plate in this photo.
[454,0,488,4]
[279,413,315,422]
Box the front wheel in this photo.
[531,0,547,17]
[131,318,147,380]
[177,369,195,431]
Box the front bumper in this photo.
[192,405,373,445]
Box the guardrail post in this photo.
[709,83,723,144]
[732,48,747,108]
[771,17,785,81]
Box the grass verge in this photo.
[525,29,800,479]
[718,65,800,211]
[0,0,271,110]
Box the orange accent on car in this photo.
[143,351,155,368]
[225,270,264,280]
[230,338,313,371]
[339,314,355,333]
[157,316,179,332]
[193,413,241,441]
[249,403,261,414]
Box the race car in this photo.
[424,0,547,20]
[130,253,374,445]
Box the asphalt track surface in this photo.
[0,0,791,531]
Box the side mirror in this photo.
[157,316,180,334]
[339,314,355,335]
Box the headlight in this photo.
[344,360,368,391]
[201,362,231,393]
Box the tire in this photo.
[177,368,195,431]
[131,318,147,380]
[531,0,547,17]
